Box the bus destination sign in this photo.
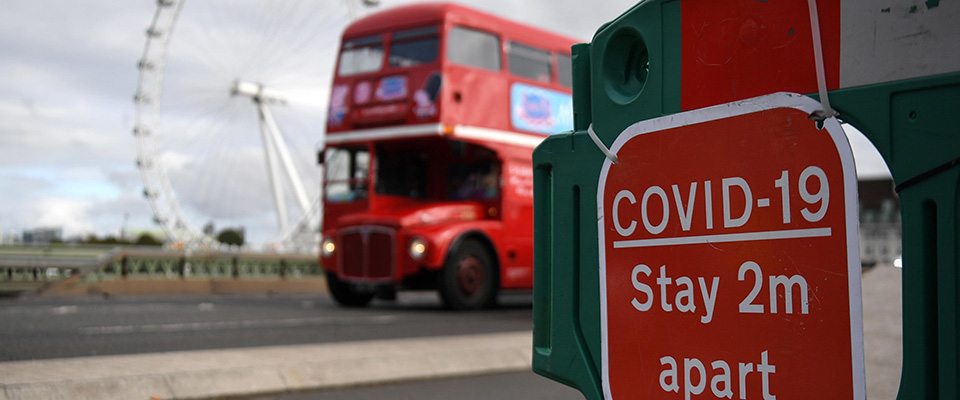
[597,93,865,400]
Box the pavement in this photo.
[0,264,904,400]
[861,265,903,399]
[0,331,532,400]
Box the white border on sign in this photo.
[596,92,865,400]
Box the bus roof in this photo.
[343,2,581,53]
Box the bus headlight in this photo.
[321,238,336,257]
[409,238,427,260]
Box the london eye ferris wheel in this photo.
[133,0,377,252]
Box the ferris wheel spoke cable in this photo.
[136,0,372,252]
[192,139,232,219]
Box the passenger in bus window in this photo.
[455,173,482,200]
[482,164,499,199]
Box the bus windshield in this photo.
[374,140,499,201]
[324,147,369,203]
[375,144,428,198]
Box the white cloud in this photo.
[31,197,96,236]
[0,100,134,170]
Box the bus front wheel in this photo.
[326,272,374,307]
[438,238,498,310]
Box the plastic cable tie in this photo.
[807,0,837,126]
[587,124,618,164]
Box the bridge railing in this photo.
[0,245,322,295]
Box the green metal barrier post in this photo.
[533,0,959,399]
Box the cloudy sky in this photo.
[0,0,890,247]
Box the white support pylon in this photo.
[257,106,290,233]
[233,79,313,233]
[259,102,311,215]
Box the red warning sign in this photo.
[598,93,864,400]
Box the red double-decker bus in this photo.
[320,2,576,309]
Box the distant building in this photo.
[22,227,63,244]
[858,178,900,266]
[0,228,15,245]
[859,178,900,221]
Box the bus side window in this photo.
[448,143,500,201]
[450,162,499,200]
[447,26,501,71]
[557,53,572,88]
[507,42,552,83]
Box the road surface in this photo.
[0,291,534,361]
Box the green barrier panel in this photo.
[532,1,959,399]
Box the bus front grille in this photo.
[338,226,395,281]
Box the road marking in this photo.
[51,306,78,315]
[80,315,399,335]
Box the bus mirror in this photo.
[317,150,325,165]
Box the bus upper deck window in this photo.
[447,26,501,71]
[338,35,383,76]
[389,27,439,68]
[508,42,552,83]
[557,53,572,88]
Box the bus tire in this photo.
[326,272,374,307]
[438,238,498,310]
